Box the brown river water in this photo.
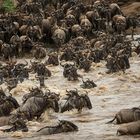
[0,36,140,140]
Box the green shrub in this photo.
[2,0,16,12]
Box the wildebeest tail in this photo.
[106,116,116,124]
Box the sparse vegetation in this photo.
[2,0,16,12]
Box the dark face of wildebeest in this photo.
[0,88,6,104]
[80,78,97,89]
[60,47,76,61]
[36,63,51,77]
[33,47,46,59]
[1,43,13,60]
[35,75,47,87]
[12,60,29,81]
[44,89,60,101]
[37,120,78,135]
[78,57,92,72]
[5,78,18,91]
[46,52,59,66]
[30,59,40,73]
[61,62,81,81]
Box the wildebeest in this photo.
[107,107,140,124]
[78,57,92,72]
[52,28,67,47]
[61,62,81,81]
[112,15,127,34]
[37,120,78,135]
[2,116,28,132]
[44,89,60,101]
[33,46,46,59]
[5,78,18,91]
[80,78,97,89]
[46,52,59,66]
[61,89,92,113]
[16,96,59,120]
[0,94,19,117]
[117,120,140,135]
[60,47,76,61]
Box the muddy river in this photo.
[0,37,140,140]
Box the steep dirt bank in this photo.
[7,0,140,16]
[121,2,140,16]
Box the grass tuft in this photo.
[2,0,16,12]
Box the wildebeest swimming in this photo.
[117,120,140,135]
[36,120,78,135]
[107,107,140,124]
[0,0,140,137]
[61,89,92,113]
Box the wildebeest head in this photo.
[46,52,59,66]
[58,120,78,132]
[60,62,75,77]
[52,28,66,46]
[66,88,79,98]
[80,78,97,89]
[3,116,28,132]
[0,88,6,104]
[6,95,19,109]
[60,47,76,61]
[47,98,59,113]
[44,89,60,101]
[37,120,78,135]
[33,47,46,59]
[78,57,92,72]
[30,59,41,73]
[65,14,76,27]
[80,93,92,110]
[36,63,51,77]
[5,78,18,91]
[35,75,47,87]
[14,60,28,70]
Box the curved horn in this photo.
[29,87,32,92]
[1,95,7,100]
[66,89,70,93]
[60,62,65,67]
[87,78,90,81]
[82,78,85,83]
[30,59,34,64]
[84,91,88,95]
[35,75,39,79]
[8,92,12,97]
[46,89,51,93]
[74,88,78,92]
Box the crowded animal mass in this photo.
[0,0,140,139]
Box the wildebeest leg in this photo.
[124,56,130,69]
[131,28,135,40]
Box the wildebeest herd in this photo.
[0,0,140,137]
